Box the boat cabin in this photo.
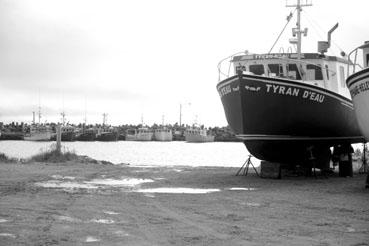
[155,128,171,133]
[232,52,351,98]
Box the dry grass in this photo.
[29,144,79,163]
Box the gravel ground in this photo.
[0,161,368,246]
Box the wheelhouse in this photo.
[228,52,351,99]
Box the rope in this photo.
[268,9,296,54]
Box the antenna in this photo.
[286,0,312,60]
[38,90,41,124]
[102,113,108,126]
[61,111,66,125]
[83,96,87,126]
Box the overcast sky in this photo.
[0,0,368,126]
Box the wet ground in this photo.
[0,161,368,245]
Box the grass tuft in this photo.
[30,144,79,163]
[0,152,18,163]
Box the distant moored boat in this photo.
[185,127,214,143]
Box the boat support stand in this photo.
[236,155,259,177]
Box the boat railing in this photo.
[218,51,337,83]
[347,44,365,75]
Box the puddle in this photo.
[91,219,115,224]
[0,219,8,223]
[36,177,154,191]
[245,202,261,207]
[136,188,220,194]
[85,236,100,242]
[35,181,98,190]
[0,233,16,238]
[144,194,156,198]
[113,230,130,237]
[347,227,356,232]
[103,210,120,215]
[54,215,81,223]
[228,187,257,191]
[51,175,76,180]
[172,169,183,172]
[86,178,153,187]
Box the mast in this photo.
[61,111,66,125]
[179,104,182,126]
[102,113,108,126]
[286,0,312,60]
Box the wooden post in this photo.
[56,124,61,153]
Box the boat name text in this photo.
[265,84,325,103]
[350,80,369,97]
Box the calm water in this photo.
[0,141,258,167]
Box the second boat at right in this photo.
[346,42,369,140]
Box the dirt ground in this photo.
[0,161,368,246]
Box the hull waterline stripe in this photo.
[217,75,353,106]
[347,70,369,87]
[236,134,364,141]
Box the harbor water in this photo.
[0,141,257,167]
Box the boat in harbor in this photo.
[60,125,76,141]
[75,127,96,141]
[24,110,53,141]
[216,1,364,168]
[126,128,153,141]
[95,127,118,141]
[24,124,53,141]
[185,127,214,143]
[346,42,369,140]
[154,127,173,141]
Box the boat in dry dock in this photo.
[216,0,364,168]
[346,42,369,140]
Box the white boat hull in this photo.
[347,67,369,140]
[185,134,214,143]
[24,132,52,141]
[154,131,173,141]
[126,132,153,141]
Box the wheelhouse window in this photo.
[249,64,265,75]
[267,64,284,77]
[287,64,302,80]
[306,64,323,80]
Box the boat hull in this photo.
[217,74,364,164]
[185,134,215,143]
[24,132,52,141]
[346,67,369,140]
[76,132,96,141]
[126,133,153,141]
[95,132,118,141]
[154,131,173,141]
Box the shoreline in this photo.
[0,161,368,245]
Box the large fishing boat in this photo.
[216,0,364,168]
